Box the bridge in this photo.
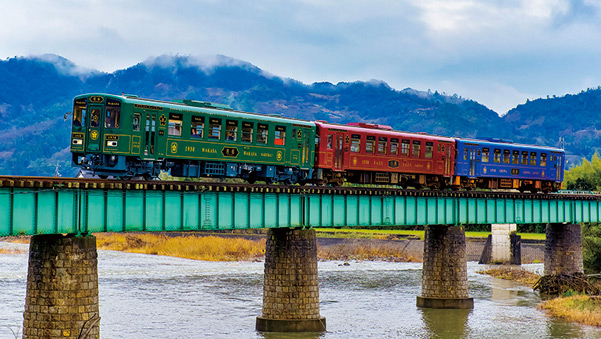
[1,176,592,337]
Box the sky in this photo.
[2,0,601,115]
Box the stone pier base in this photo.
[256,228,326,332]
[23,234,100,339]
[544,223,583,275]
[417,225,473,309]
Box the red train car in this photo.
[313,121,456,188]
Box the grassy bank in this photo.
[539,295,601,327]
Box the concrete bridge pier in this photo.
[544,223,583,275]
[417,225,474,309]
[256,228,326,332]
[479,224,521,265]
[22,234,100,339]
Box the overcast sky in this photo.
[3,0,601,114]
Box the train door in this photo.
[143,112,158,159]
[468,146,478,177]
[554,152,563,181]
[86,105,103,152]
[334,133,344,171]
[444,143,452,176]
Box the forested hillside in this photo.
[0,54,597,176]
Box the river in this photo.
[1,241,601,339]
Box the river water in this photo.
[1,241,601,339]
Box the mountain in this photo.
[0,54,594,176]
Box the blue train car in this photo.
[454,138,564,193]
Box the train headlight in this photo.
[106,141,118,147]
[72,139,83,145]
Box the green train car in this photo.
[69,94,316,183]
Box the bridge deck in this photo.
[0,177,598,236]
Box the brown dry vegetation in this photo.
[95,233,266,261]
[539,295,601,327]
[477,266,541,286]
[317,242,418,262]
[0,248,27,255]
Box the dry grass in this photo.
[0,248,28,255]
[318,242,418,262]
[95,233,266,261]
[478,266,541,286]
[539,295,601,327]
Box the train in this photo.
[68,93,565,193]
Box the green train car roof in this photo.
[74,93,316,127]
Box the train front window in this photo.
[90,109,100,128]
[73,107,86,127]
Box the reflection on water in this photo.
[420,308,471,339]
[1,242,601,338]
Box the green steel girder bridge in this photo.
[0,176,599,237]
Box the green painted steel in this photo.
[1,187,601,236]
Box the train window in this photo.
[257,124,268,144]
[378,137,387,154]
[512,151,519,164]
[482,148,489,162]
[401,140,410,156]
[530,152,537,165]
[315,135,320,146]
[275,126,286,146]
[168,113,183,137]
[241,122,253,142]
[191,116,204,138]
[503,150,510,164]
[412,140,421,157]
[366,140,375,153]
[552,155,557,161]
[105,100,121,128]
[209,118,221,139]
[494,149,501,163]
[73,106,86,127]
[521,151,528,165]
[327,135,333,149]
[133,113,140,131]
[390,138,399,155]
[464,148,468,161]
[226,120,238,141]
[90,109,100,128]
[541,153,547,166]
[425,142,433,158]
[351,135,361,152]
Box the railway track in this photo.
[0,175,597,201]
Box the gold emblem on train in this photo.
[276,151,283,161]
[159,114,167,126]
[90,130,99,140]
[171,142,178,154]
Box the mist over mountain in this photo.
[0,54,595,176]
